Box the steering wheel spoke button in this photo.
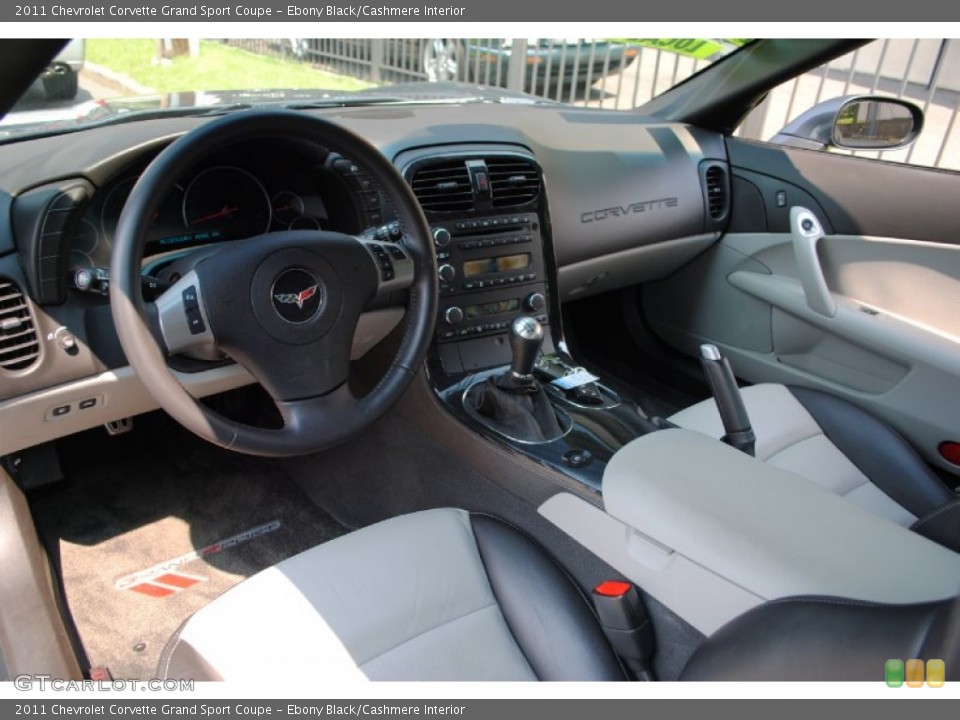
[182,286,207,335]
[185,309,206,335]
[367,244,396,281]
[363,241,414,293]
[182,286,199,310]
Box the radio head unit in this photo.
[402,149,552,375]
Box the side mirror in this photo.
[769,95,924,152]
[831,97,923,150]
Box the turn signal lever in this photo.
[699,344,756,456]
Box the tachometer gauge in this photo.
[101,177,135,239]
[183,166,271,238]
[271,191,305,226]
[102,176,185,242]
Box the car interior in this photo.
[0,37,958,683]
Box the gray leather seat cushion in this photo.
[669,383,953,527]
[160,508,625,681]
[159,508,960,682]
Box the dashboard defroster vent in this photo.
[703,163,729,220]
[411,160,473,213]
[488,157,540,208]
[0,279,40,372]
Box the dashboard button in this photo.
[525,292,546,312]
[438,264,456,283]
[432,227,451,248]
[563,449,593,468]
[444,307,464,325]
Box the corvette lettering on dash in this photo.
[580,197,679,224]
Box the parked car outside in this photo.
[42,38,84,100]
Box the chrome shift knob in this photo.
[509,316,543,378]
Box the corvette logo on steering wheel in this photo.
[274,285,319,309]
[270,269,323,323]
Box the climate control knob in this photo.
[432,227,451,248]
[525,292,546,312]
[444,307,465,325]
[438,264,456,283]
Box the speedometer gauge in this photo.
[183,166,271,239]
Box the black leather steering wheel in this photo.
[110,110,437,456]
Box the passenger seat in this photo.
[669,384,957,544]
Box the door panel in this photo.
[644,140,960,475]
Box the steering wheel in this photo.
[110,110,437,456]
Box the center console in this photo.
[540,429,960,635]
[397,145,655,491]
[397,146,960,644]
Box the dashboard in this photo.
[0,102,727,456]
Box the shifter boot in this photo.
[467,378,565,443]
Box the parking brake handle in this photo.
[699,344,756,456]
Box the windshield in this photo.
[3,37,746,140]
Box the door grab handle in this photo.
[790,206,837,318]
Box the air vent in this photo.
[410,160,473,213]
[704,164,729,220]
[0,279,40,372]
[487,157,540,208]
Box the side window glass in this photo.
[737,39,959,171]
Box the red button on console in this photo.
[939,441,960,466]
[594,580,632,598]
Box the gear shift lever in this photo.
[463,316,567,443]
[506,316,543,387]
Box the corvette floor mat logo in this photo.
[115,520,281,597]
[126,571,207,598]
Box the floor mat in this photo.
[30,413,347,680]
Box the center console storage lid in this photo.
[603,429,960,604]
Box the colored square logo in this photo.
[906,659,925,687]
[886,659,904,687]
[926,659,945,688]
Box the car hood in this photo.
[0,82,551,140]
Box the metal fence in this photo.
[223,38,709,107]
[223,38,960,171]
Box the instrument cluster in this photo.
[68,140,375,271]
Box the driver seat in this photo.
[159,508,959,682]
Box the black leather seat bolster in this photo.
[788,386,954,517]
[680,596,960,681]
[911,499,960,552]
[469,513,627,681]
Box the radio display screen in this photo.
[465,299,520,319]
[463,253,531,278]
